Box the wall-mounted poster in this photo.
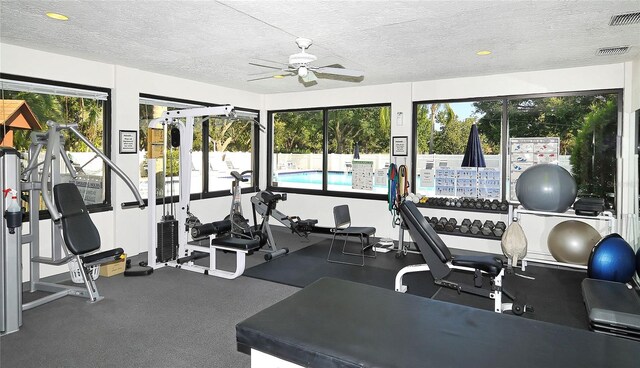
[509,137,560,200]
[119,130,138,154]
[392,136,408,156]
[352,160,374,190]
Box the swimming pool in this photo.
[275,170,385,190]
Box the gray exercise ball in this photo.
[515,164,577,212]
[547,220,601,265]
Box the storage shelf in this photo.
[416,202,508,214]
[433,226,503,241]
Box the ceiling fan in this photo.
[248,38,364,86]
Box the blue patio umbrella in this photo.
[353,142,360,159]
[461,123,486,167]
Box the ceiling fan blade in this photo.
[315,67,364,78]
[251,58,289,67]
[299,77,318,88]
[301,70,317,83]
[249,62,284,70]
[316,64,345,69]
[247,72,295,82]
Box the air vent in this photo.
[596,46,630,56]
[609,11,640,26]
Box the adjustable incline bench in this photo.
[395,200,531,314]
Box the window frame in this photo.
[137,93,260,206]
[267,102,391,200]
[412,88,623,207]
[0,72,113,217]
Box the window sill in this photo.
[266,185,387,201]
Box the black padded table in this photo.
[237,277,640,368]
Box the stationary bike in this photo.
[226,170,254,237]
[227,171,288,260]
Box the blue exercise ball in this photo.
[588,234,636,283]
[516,164,577,212]
[636,247,640,278]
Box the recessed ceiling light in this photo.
[476,50,492,56]
[273,75,285,79]
[46,12,69,21]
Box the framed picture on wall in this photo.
[119,130,138,154]
[392,136,408,156]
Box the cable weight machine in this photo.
[146,106,272,279]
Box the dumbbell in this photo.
[444,218,458,232]
[500,200,509,211]
[474,200,483,209]
[435,217,448,231]
[470,220,483,235]
[461,199,470,208]
[482,200,491,210]
[490,199,500,210]
[428,216,438,228]
[493,221,506,237]
[481,220,495,236]
[459,219,472,233]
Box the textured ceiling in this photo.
[1,1,639,94]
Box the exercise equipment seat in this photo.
[211,235,261,253]
[54,183,124,302]
[451,255,503,277]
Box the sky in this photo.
[449,102,477,120]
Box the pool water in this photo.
[276,170,384,187]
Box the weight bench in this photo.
[182,220,261,279]
[54,183,124,302]
[394,200,531,314]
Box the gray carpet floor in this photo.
[1,228,321,368]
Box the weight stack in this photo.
[157,215,178,262]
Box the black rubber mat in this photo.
[244,238,590,330]
[244,239,441,297]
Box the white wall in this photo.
[2,41,638,279]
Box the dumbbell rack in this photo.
[428,219,505,241]
[414,198,508,241]
[416,197,509,214]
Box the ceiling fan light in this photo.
[46,12,69,21]
[298,66,308,77]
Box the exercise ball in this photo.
[547,220,600,265]
[636,247,640,279]
[515,164,577,212]
[588,234,636,283]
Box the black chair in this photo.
[395,200,531,314]
[54,183,124,302]
[327,205,376,267]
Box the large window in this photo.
[1,75,110,210]
[271,110,323,190]
[504,93,618,201]
[270,104,391,196]
[414,90,620,207]
[416,100,502,198]
[138,95,258,200]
